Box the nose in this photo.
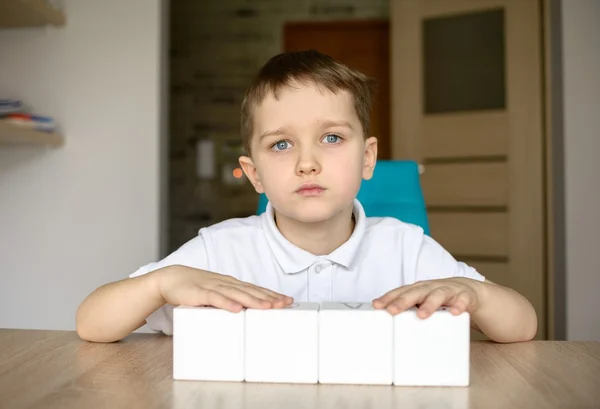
[295,148,321,176]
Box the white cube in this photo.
[318,302,393,385]
[245,302,319,383]
[173,306,244,381]
[393,307,470,386]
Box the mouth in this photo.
[295,183,326,197]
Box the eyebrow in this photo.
[258,127,291,143]
[257,120,355,143]
[319,120,354,130]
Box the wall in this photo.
[168,0,389,252]
[168,0,600,341]
[0,0,165,330]
[561,0,600,340]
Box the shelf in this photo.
[0,121,63,146]
[0,0,65,28]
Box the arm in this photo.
[76,265,293,343]
[373,277,538,343]
[469,279,538,343]
[376,231,537,343]
[76,268,165,343]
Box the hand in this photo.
[372,277,480,318]
[156,265,294,313]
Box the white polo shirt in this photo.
[130,199,485,335]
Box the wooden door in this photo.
[284,21,392,159]
[391,0,547,339]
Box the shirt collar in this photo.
[261,199,367,274]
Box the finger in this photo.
[259,287,293,301]
[417,287,454,318]
[238,284,279,301]
[213,275,293,304]
[447,291,473,315]
[179,287,243,313]
[372,288,408,309]
[270,296,294,308]
[237,284,291,308]
[386,287,431,315]
[243,284,294,304]
[372,282,427,309]
[213,285,274,309]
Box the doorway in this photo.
[391,0,548,339]
[284,20,391,159]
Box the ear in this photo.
[362,136,378,180]
[239,155,265,193]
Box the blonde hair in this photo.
[240,49,375,154]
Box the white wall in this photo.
[0,0,165,330]
[561,0,600,340]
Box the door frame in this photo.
[390,0,562,340]
[542,0,567,341]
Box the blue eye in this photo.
[323,134,340,144]
[271,140,291,151]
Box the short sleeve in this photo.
[129,233,210,335]
[413,234,486,283]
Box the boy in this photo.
[76,50,537,344]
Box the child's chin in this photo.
[290,203,344,224]
[296,214,331,224]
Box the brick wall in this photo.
[168,0,389,252]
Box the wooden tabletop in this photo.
[0,329,599,409]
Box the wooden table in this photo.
[1,329,599,409]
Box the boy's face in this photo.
[239,81,377,224]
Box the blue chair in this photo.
[256,160,430,235]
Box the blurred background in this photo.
[0,0,597,341]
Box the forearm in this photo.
[471,280,538,343]
[76,269,166,343]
